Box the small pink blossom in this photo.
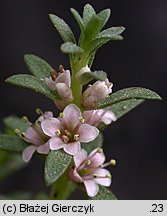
[41,104,99,156]
[69,148,114,197]
[83,109,117,127]
[20,111,53,162]
[82,79,113,109]
[45,66,73,110]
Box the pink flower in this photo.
[83,109,117,127]
[41,104,99,156]
[45,66,73,110]
[19,111,53,162]
[69,148,115,197]
[82,79,113,109]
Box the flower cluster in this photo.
[17,66,116,197]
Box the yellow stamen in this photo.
[20,132,26,138]
[93,174,98,178]
[15,128,20,135]
[50,70,58,81]
[110,159,116,166]
[106,173,112,178]
[55,129,61,136]
[85,159,91,165]
[74,134,80,141]
[36,108,43,115]
[35,120,41,126]
[64,130,71,136]
[59,112,64,118]
[59,65,65,73]
[62,135,69,143]
[21,116,29,122]
[79,117,85,124]
[97,148,103,153]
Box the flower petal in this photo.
[74,149,88,168]
[88,148,105,167]
[54,100,69,111]
[55,70,71,87]
[83,110,101,126]
[94,168,112,187]
[37,142,50,154]
[38,111,53,122]
[78,124,99,142]
[41,118,63,137]
[25,126,43,146]
[45,77,57,91]
[55,83,73,100]
[68,167,83,183]
[22,145,37,162]
[98,110,117,125]
[49,137,65,150]
[83,180,99,197]
[63,141,81,155]
[63,104,81,131]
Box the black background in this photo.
[0,0,167,199]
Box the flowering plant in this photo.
[0,4,161,199]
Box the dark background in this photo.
[0,0,166,199]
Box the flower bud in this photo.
[82,79,113,109]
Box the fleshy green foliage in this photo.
[98,99,144,131]
[24,55,53,79]
[98,87,162,109]
[78,70,107,85]
[50,3,125,68]
[3,3,162,200]
[4,116,28,133]
[81,133,103,154]
[45,150,72,186]
[0,135,28,152]
[49,14,76,43]
[61,42,83,54]
[111,99,145,119]
[90,186,117,200]
[6,74,60,100]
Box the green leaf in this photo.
[111,99,145,119]
[97,9,111,31]
[83,4,96,27]
[70,8,84,32]
[61,42,83,54]
[24,55,53,79]
[90,186,117,200]
[0,134,28,152]
[98,99,145,131]
[84,14,101,43]
[4,116,28,132]
[6,74,60,100]
[45,150,72,186]
[79,71,107,85]
[49,14,76,43]
[81,133,103,154]
[98,87,162,109]
[97,26,125,38]
[88,50,96,68]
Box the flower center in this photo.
[55,129,80,144]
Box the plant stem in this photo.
[70,54,87,108]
